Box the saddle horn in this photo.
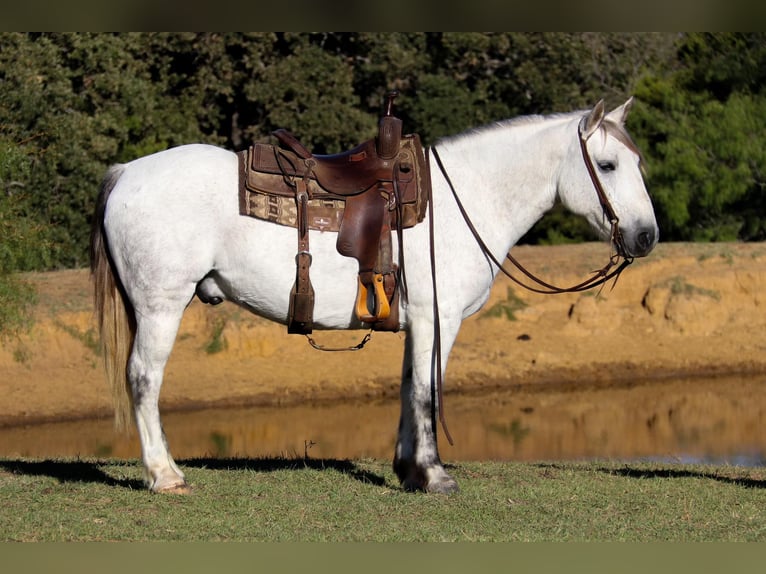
[377,90,402,160]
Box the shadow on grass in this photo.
[0,459,144,490]
[181,456,390,488]
[598,465,766,489]
[0,456,390,490]
[535,462,766,489]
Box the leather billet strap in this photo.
[287,179,315,334]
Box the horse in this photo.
[90,97,658,494]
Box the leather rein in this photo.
[432,119,634,296]
[428,118,634,446]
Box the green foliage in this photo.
[664,276,721,301]
[204,316,228,355]
[0,135,50,338]
[0,275,35,340]
[0,31,763,283]
[243,39,377,152]
[53,320,101,355]
[481,287,528,321]
[633,33,766,242]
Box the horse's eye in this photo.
[597,161,616,172]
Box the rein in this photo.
[432,121,634,296]
[427,118,635,446]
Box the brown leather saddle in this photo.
[238,92,431,334]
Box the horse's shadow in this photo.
[536,462,766,489]
[182,456,390,487]
[0,459,145,490]
[0,457,390,491]
[596,464,766,489]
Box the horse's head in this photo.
[558,98,658,258]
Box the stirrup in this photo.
[355,274,390,322]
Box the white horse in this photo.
[91,98,658,494]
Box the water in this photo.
[2,375,765,465]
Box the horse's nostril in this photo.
[634,228,657,255]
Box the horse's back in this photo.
[109,142,237,217]
[118,143,235,194]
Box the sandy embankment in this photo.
[1,242,765,428]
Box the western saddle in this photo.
[238,91,431,335]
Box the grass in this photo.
[54,319,101,356]
[1,457,766,541]
[203,316,228,355]
[480,287,528,321]
[664,276,721,301]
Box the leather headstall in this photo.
[431,116,635,297]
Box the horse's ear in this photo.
[580,100,605,139]
[605,96,634,126]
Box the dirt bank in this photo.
[1,242,765,427]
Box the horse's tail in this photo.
[90,164,135,432]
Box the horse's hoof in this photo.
[400,474,460,494]
[154,482,193,495]
[426,478,460,495]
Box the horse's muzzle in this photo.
[622,226,658,258]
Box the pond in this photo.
[2,375,765,465]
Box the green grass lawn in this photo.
[1,457,765,542]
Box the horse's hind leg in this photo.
[393,318,459,494]
[129,304,190,493]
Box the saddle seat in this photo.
[256,128,421,207]
[272,129,397,197]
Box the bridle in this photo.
[428,114,636,445]
[432,116,635,296]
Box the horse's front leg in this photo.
[394,317,459,494]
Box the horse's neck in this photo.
[433,114,575,255]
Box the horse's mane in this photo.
[437,109,644,164]
[436,110,579,145]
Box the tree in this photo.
[1,31,759,281]
[0,33,238,267]
[0,136,50,338]
[633,32,766,241]
[241,35,377,153]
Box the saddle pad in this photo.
[243,189,346,232]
